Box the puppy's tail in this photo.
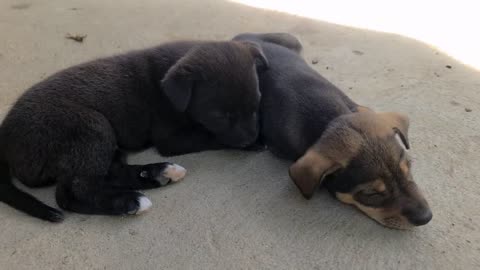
[0,153,64,222]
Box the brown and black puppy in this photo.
[0,40,267,222]
[233,33,432,229]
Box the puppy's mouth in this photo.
[356,208,415,230]
[335,192,431,230]
[381,216,414,230]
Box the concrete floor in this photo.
[1,0,479,269]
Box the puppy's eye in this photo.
[362,191,382,198]
[357,190,386,206]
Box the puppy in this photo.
[0,40,268,222]
[233,33,432,229]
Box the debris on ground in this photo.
[445,65,452,69]
[311,58,318,64]
[11,3,31,10]
[450,100,460,106]
[65,33,87,43]
[465,108,472,112]
[352,50,364,55]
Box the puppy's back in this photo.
[235,34,357,159]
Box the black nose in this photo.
[403,207,433,226]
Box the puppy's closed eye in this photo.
[357,190,386,206]
[362,190,385,199]
[362,189,383,196]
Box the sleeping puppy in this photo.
[233,33,432,229]
[0,40,268,222]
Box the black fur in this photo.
[233,34,432,228]
[233,33,359,159]
[0,40,266,221]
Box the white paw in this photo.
[163,164,187,182]
[136,196,152,214]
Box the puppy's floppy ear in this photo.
[161,58,195,112]
[289,150,341,199]
[379,112,410,149]
[289,122,362,199]
[240,41,269,72]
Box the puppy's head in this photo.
[161,41,268,148]
[289,111,432,229]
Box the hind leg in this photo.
[55,176,152,215]
[55,155,186,215]
[54,144,185,215]
[49,112,158,215]
[6,101,114,189]
[52,135,156,215]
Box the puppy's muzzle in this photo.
[402,205,432,226]
[219,125,259,148]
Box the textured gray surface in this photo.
[1,0,479,269]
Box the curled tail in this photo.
[0,160,64,222]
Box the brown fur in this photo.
[290,111,431,229]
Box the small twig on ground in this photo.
[65,33,87,43]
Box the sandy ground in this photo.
[1,0,479,269]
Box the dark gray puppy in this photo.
[0,40,268,222]
[233,33,432,229]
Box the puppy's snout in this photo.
[218,128,257,148]
[402,205,432,226]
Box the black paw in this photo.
[139,162,187,186]
[112,192,152,215]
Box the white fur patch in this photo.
[163,164,187,182]
[395,133,408,151]
[136,196,152,214]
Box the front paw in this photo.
[162,163,187,182]
[139,162,187,186]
